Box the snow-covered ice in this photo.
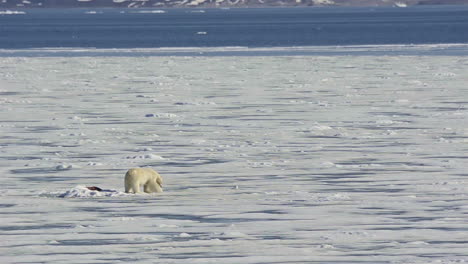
[1,49,468,263]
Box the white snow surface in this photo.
[1,51,468,263]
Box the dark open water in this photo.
[1,5,468,49]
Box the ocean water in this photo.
[1,5,468,49]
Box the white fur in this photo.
[124,168,163,194]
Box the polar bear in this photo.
[124,168,163,194]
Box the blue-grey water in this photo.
[1,5,468,49]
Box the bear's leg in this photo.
[154,182,163,193]
[126,182,141,193]
[144,181,162,193]
[143,182,151,193]
[144,182,158,193]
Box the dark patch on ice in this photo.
[0,91,21,95]
[255,234,294,241]
[113,213,282,224]
[0,223,74,231]
[97,258,143,263]
[0,203,15,208]
[321,171,375,177]
[426,205,463,212]
[441,101,468,105]
[27,125,63,132]
[157,251,248,260]
[410,106,464,112]
[327,187,405,193]
[337,161,430,167]
[1,156,44,161]
[21,175,87,183]
[152,158,229,168]
[370,111,422,117]
[78,206,128,214]
[306,135,342,139]
[83,121,145,125]
[394,216,444,222]
[208,115,237,120]
[357,208,408,216]
[55,238,150,246]
[417,253,453,258]
[359,125,424,131]
[427,155,468,159]
[371,226,468,231]
[245,209,288,215]
[68,154,106,159]
[95,258,149,264]
[10,167,61,174]
[429,240,468,244]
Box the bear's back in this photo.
[125,168,153,180]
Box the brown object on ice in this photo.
[86,186,103,191]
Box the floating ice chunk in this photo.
[393,99,410,104]
[68,116,88,122]
[0,10,26,15]
[376,119,395,125]
[394,2,408,7]
[74,224,94,229]
[85,11,102,15]
[407,241,430,245]
[310,124,333,131]
[321,161,335,168]
[143,154,165,160]
[132,10,167,14]
[317,101,330,107]
[157,224,179,228]
[190,139,206,145]
[177,233,191,238]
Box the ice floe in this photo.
[1,52,468,264]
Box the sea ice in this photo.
[1,51,467,264]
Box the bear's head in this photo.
[156,175,163,188]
